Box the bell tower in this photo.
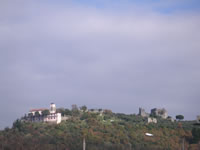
[50,103,56,114]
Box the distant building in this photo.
[147,117,157,124]
[88,109,103,113]
[167,116,175,122]
[197,116,200,123]
[138,108,149,117]
[27,103,61,124]
[151,108,168,119]
[88,109,104,116]
[29,108,46,116]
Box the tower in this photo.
[139,108,145,116]
[50,103,56,114]
[139,108,149,117]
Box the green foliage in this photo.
[176,115,184,121]
[80,112,89,120]
[0,107,197,150]
[71,105,80,116]
[98,109,102,112]
[56,108,65,116]
[12,119,23,131]
[28,113,33,117]
[42,109,50,116]
[80,105,87,112]
[72,109,80,116]
[191,127,200,143]
[64,109,72,116]
[35,111,40,117]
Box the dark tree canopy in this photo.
[192,128,200,143]
[56,108,65,116]
[176,115,184,121]
[64,109,72,116]
[42,109,50,116]
[80,105,87,112]
[35,111,40,117]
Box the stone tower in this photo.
[139,108,149,117]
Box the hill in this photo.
[0,107,200,150]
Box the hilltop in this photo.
[0,105,200,150]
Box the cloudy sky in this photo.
[0,0,200,129]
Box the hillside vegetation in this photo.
[0,107,200,150]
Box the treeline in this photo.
[0,106,200,150]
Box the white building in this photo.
[28,103,61,124]
[147,117,157,124]
[29,108,46,116]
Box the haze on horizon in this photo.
[0,0,200,129]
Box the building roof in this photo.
[29,108,47,112]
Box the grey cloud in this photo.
[0,0,200,128]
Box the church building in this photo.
[28,103,61,124]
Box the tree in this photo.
[56,108,65,116]
[42,109,50,116]
[80,113,89,120]
[72,104,80,116]
[80,105,87,112]
[35,111,40,117]
[176,115,184,121]
[98,109,102,112]
[167,116,172,119]
[12,119,23,131]
[192,128,200,143]
[64,109,72,116]
[28,113,33,117]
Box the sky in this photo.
[0,0,200,129]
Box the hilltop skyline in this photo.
[0,0,200,129]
